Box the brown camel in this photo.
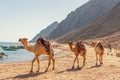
[19,38,55,73]
[91,41,104,66]
[67,40,86,69]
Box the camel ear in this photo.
[25,38,28,40]
[18,39,21,42]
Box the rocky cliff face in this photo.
[57,2,120,43]
[30,21,58,42]
[49,0,120,39]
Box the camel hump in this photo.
[96,42,103,49]
[37,37,49,44]
[77,40,86,50]
[37,37,50,52]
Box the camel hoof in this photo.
[30,70,33,73]
[78,68,81,70]
[36,70,39,73]
[100,62,103,65]
[83,64,85,66]
[77,66,80,68]
[72,66,74,69]
[95,63,98,66]
[44,69,48,72]
[52,68,55,70]
[77,66,80,70]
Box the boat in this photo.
[2,47,16,51]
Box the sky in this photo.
[0,0,89,42]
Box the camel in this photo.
[67,40,86,69]
[107,43,112,53]
[19,38,55,73]
[91,41,104,66]
[116,43,120,53]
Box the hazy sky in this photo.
[0,0,89,42]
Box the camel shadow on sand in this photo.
[66,68,81,72]
[55,66,84,74]
[66,66,84,72]
[88,65,101,69]
[4,72,46,80]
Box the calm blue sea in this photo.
[0,48,61,64]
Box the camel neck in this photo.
[22,42,30,51]
[93,43,97,50]
[92,43,96,47]
[69,44,74,52]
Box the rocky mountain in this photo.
[30,21,58,42]
[49,0,120,39]
[56,2,120,44]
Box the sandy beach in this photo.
[0,43,120,80]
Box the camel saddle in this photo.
[44,41,50,51]
[77,41,86,50]
[37,38,50,52]
[96,42,103,49]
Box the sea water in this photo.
[0,49,61,64]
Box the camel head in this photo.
[67,41,73,46]
[91,41,96,46]
[19,38,28,44]
[67,41,75,52]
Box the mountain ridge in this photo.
[56,2,120,44]
[30,21,58,42]
[49,0,120,39]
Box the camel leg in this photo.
[76,56,80,69]
[99,55,101,65]
[51,55,55,70]
[45,54,51,72]
[107,48,109,55]
[83,55,86,67]
[100,55,103,65]
[51,51,55,70]
[95,53,98,66]
[116,48,117,53]
[72,56,77,69]
[30,56,37,73]
[36,56,40,72]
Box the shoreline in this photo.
[0,48,63,64]
[0,44,120,80]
